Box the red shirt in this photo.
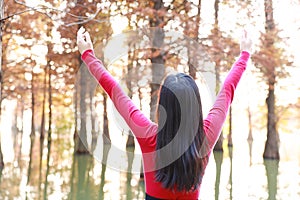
[82,49,250,199]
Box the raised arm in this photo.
[203,30,252,150]
[77,27,157,140]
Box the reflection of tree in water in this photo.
[247,106,253,167]
[125,146,134,200]
[213,150,223,200]
[68,150,102,200]
[228,146,233,200]
[99,143,111,200]
[264,159,279,200]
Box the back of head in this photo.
[155,73,207,192]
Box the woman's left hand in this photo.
[77,27,93,54]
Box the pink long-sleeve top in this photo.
[81,49,250,199]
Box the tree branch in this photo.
[5,0,106,27]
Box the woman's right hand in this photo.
[240,30,252,53]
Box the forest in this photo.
[0,0,299,199]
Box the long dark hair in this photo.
[155,73,207,192]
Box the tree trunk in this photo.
[30,65,35,139]
[17,100,24,162]
[77,64,89,154]
[263,0,279,160]
[263,85,279,159]
[213,58,223,151]
[38,52,47,200]
[90,87,97,152]
[43,22,54,199]
[213,0,223,152]
[0,0,3,168]
[150,0,165,121]
[40,64,47,144]
[126,46,135,148]
[188,0,201,79]
[227,106,233,147]
[102,91,110,144]
[74,75,79,150]
[47,20,53,154]
[39,59,47,173]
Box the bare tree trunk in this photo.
[17,100,24,162]
[77,65,89,153]
[213,0,223,152]
[38,66,47,200]
[263,0,279,160]
[188,0,201,79]
[30,63,36,142]
[102,91,110,144]
[90,87,97,152]
[74,76,79,149]
[126,46,135,148]
[264,85,279,159]
[43,22,54,199]
[47,20,53,158]
[227,106,233,147]
[40,64,47,146]
[150,0,165,121]
[0,0,4,169]
[39,61,47,196]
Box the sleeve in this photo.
[203,51,250,150]
[81,49,157,141]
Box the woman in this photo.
[77,27,252,199]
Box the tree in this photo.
[60,0,112,154]
[149,0,166,121]
[0,0,4,168]
[252,0,292,160]
[205,0,240,150]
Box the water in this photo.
[0,132,299,200]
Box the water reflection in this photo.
[0,131,299,199]
[99,144,111,200]
[228,146,233,200]
[264,159,279,200]
[213,150,223,200]
[124,147,134,199]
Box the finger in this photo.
[77,27,85,40]
[84,31,92,44]
[78,26,85,35]
[244,29,247,38]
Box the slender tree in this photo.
[212,0,223,151]
[149,0,165,121]
[252,0,292,159]
[261,0,278,159]
[204,0,240,150]
[0,0,4,168]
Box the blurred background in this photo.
[0,0,300,199]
